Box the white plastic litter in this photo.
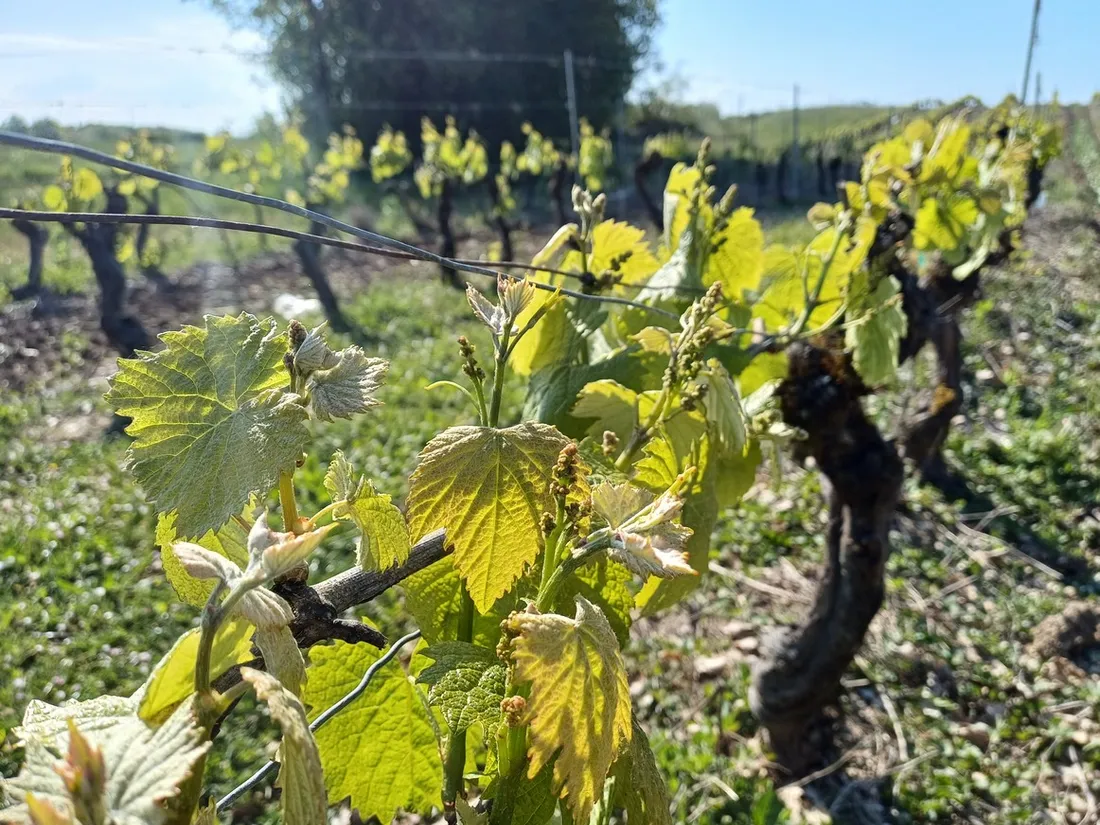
[272,293,322,319]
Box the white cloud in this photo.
[0,8,282,134]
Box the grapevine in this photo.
[0,96,1061,825]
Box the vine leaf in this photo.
[1,701,209,825]
[15,696,138,750]
[403,556,517,647]
[699,360,747,456]
[346,489,411,572]
[155,510,250,608]
[305,346,388,422]
[553,559,634,647]
[415,642,506,734]
[405,424,576,612]
[635,471,720,615]
[456,797,489,825]
[255,626,307,697]
[105,313,309,538]
[703,206,765,301]
[302,641,442,822]
[572,381,705,457]
[241,669,326,825]
[137,617,255,724]
[913,194,979,254]
[560,220,659,291]
[846,271,907,385]
[591,482,695,579]
[611,717,673,825]
[509,764,558,825]
[323,450,359,503]
[507,596,632,823]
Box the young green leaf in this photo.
[611,717,673,825]
[456,797,489,825]
[305,346,388,422]
[105,314,308,538]
[240,669,326,825]
[2,701,209,825]
[403,557,517,646]
[846,271,907,385]
[416,642,506,734]
[246,515,334,581]
[406,424,577,612]
[137,618,255,724]
[635,467,720,614]
[699,360,747,456]
[345,488,411,572]
[16,696,138,751]
[704,207,765,301]
[254,626,307,697]
[507,596,632,823]
[591,482,695,579]
[155,510,250,608]
[302,641,442,822]
[323,450,360,503]
[553,558,634,647]
[291,324,338,376]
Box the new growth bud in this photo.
[500,695,527,726]
[288,319,308,351]
[457,336,485,381]
[601,430,620,457]
[550,442,580,499]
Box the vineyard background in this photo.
[2,2,1100,824]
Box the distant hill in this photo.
[625,99,959,155]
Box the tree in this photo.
[208,0,658,147]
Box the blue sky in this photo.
[1,0,1096,133]
[653,0,1098,112]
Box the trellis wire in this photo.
[0,207,710,297]
[215,630,422,813]
[0,130,680,318]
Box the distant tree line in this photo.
[208,0,658,148]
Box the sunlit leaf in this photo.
[105,314,308,538]
[241,669,325,825]
[344,487,410,572]
[303,641,442,822]
[704,207,765,301]
[405,424,576,612]
[305,347,387,422]
[846,272,906,385]
[71,168,102,204]
[2,702,208,825]
[416,642,506,734]
[137,617,255,724]
[507,596,631,823]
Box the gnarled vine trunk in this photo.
[634,150,664,231]
[135,191,175,294]
[65,189,151,357]
[896,256,980,491]
[548,164,569,227]
[436,179,462,289]
[751,342,903,771]
[11,218,47,301]
[485,175,514,262]
[293,215,352,333]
